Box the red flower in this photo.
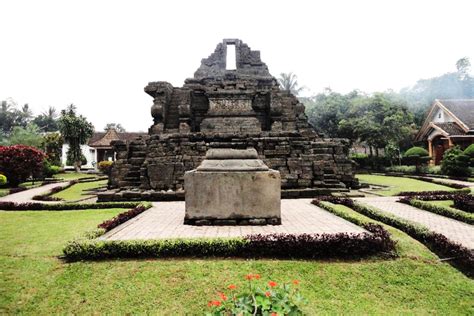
[245,274,254,280]
[271,313,278,316]
[218,292,227,301]
[211,300,221,306]
[228,284,237,290]
[254,274,261,279]
[268,281,277,288]
[265,291,271,297]
[292,280,300,285]
[207,301,213,307]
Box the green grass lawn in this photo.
[357,174,455,196]
[1,208,472,314]
[52,180,108,201]
[53,172,100,181]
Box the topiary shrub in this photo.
[403,146,430,174]
[98,160,114,175]
[441,146,471,177]
[464,144,474,167]
[0,174,7,186]
[0,145,46,186]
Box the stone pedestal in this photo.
[184,148,281,225]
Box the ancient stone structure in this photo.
[184,148,281,225]
[100,39,357,202]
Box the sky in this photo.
[1,0,473,132]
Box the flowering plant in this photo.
[206,274,306,315]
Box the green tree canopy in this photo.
[33,106,59,132]
[58,104,94,172]
[0,123,43,148]
[104,123,125,132]
[278,72,304,95]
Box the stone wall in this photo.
[109,131,356,192]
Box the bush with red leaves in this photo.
[98,205,148,231]
[453,195,474,213]
[0,145,46,186]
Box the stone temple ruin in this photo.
[99,39,358,202]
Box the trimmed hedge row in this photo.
[0,201,145,211]
[399,193,469,201]
[453,195,474,213]
[399,198,474,225]
[397,188,471,197]
[62,224,394,261]
[318,197,473,277]
[98,204,151,231]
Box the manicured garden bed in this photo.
[1,208,473,314]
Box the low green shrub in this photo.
[351,154,391,171]
[98,161,114,175]
[385,165,441,175]
[441,146,471,177]
[43,160,63,177]
[0,174,7,186]
[402,147,431,174]
[207,275,306,315]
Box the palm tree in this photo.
[278,72,304,95]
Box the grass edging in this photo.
[0,201,145,211]
[399,198,474,225]
[315,197,474,277]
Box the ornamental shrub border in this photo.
[399,198,474,224]
[314,197,473,277]
[98,204,151,231]
[0,201,145,211]
[62,198,395,261]
[453,195,474,213]
[396,188,470,197]
[62,225,394,261]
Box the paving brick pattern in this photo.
[101,199,366,241]
[357,197,474,249]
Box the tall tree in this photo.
[58,104,94,172]
[278,72,304,95]
[0,123,43,148]
[33,106,59,132]
[104,123,125,132]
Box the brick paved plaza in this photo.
[101,199,367,240]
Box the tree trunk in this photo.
[74,160,81,173]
